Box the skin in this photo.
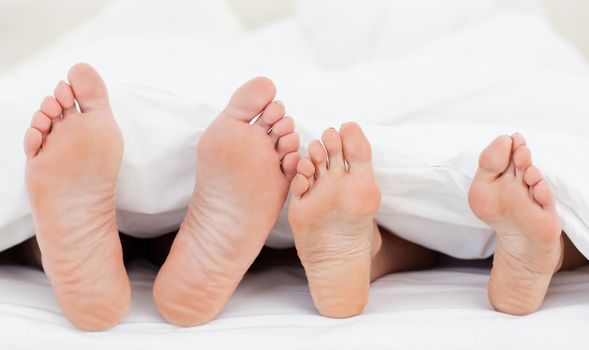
[469,133,587,315]
[23,63,130,331]
[15,64,587,327]
[289,123,439,317]
[152,77,301,327]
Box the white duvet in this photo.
[1,12,588,260]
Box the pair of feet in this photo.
[24,64,564,331]
[24,64,381,330]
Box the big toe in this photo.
[475,135,513,182]
[340,122,372,173]
[224,76,276,122]
[67,63,110,112]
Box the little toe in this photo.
[322,128,344,171]
[67,63,111,113]
[523,165,543,187]
[308,140,327,176]
[475,135,512,182]
[23,127,43,158]
[255,100,285,132]
[40,96,62,119]
[277,132,300,160]
[270,116,295,142]
[340,122,372,172]
[282,152,300,180]
[223,76,276,122]
[290,173,311,199]
[31,111,52,135]
[54,80,77,116]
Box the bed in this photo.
[1,258,588,349]
[1,0,588,348]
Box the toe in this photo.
[255,100,285,132]
[308,140,327,176]
[270,116,295,142]
[290,173,311,199]
[513,145,532,180]
[297,157,316,178]
[54,80,77,116]
[277,132,300,159]
[511,133,527,150]
[532,180,555,209]
[523,165,543,186]
[340,122,372,173]
[282,152,300,181]
[23,127,43,158]
[297,156,315,188]
[40,96,62,119]
[224,76,276,123]
[321,128,344,171]
[67,63,110,112]
[31,111,52,135]
[475,135,513,182]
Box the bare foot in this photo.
[153,77,300,326]
[468,133,563,315]
[24,63,130,330]
[288,123,381,318]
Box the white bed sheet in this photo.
[0,261,587,349]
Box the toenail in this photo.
[274,100,284,107]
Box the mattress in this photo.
[1,259,587,349]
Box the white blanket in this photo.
[1,13,588,259]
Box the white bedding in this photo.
[1,12,588,259]
[0,3,588,347]
[0,261,588,349]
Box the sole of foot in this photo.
[153,77,300,326]
[468,133,563,315]
[25,63,130,331]
[288,123,381,318]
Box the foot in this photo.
[288,123,381,318]
[468,134,563,315]
[153,77,300,326]
[24,63,130,330]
